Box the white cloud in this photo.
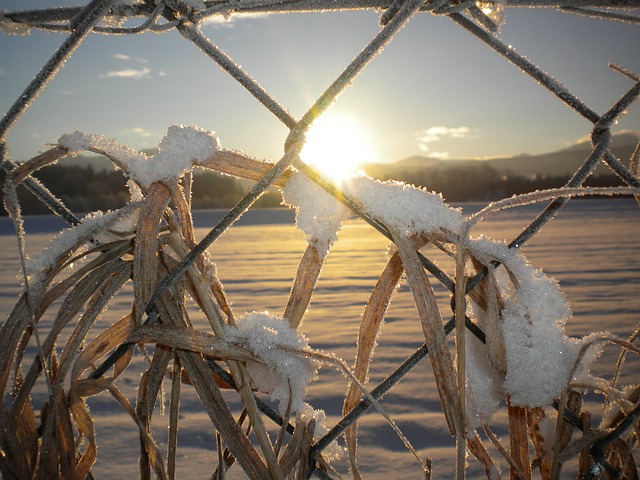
[427,151,450,160]
[414,126,473,158]
[415,126,471,144]
[112,53,131,61]
[101,67,151,80]
[129,127,153,137]
[202,12,268,28]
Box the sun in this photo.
[300,112,378,183]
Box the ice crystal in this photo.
[224,312,319,414]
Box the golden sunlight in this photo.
[300,113,378,182]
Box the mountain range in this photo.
[366,132,638,179]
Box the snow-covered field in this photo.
[1,199,638,479]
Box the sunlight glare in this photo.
[300,113,378,182]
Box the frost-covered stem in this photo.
[176,21,297,129]
[297,348,430,476]
[294,159,456,291]
[560,6,640,24]
[167,233,285,480]
[314,317,456,454]
[167,355,181,480]
[448,12,600,124]
[506,130,612,248]
[0,0,114,140]
[1,146,80,227]
[454,245,469,480]
[296,0,424,131]
[145,149,295,316]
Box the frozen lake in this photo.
[1,198,639,478]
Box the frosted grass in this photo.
[1,199,637,479]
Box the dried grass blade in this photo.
[551,390,582,478]
[343,251,403,479]
[277,417,305,477]
[167,356,181,480]
[391,231,463,436]
[166,232,284,478]
[526,407,551,480]
[0,406,35,479]
[175,348,271,479]
[72,314,136,396]
[154,296,270,479]
[56,263,131,385]
[106,382,167,479]
[133,181,171,324]
[7,146,69,184]
[506,398,531,480]
[296,418,315,480]
[201,150,291,187]
[469,259,507,375]
[284,245,325,328]
[467,431,502,480]
[12,260,130,423]
[129,324,257,362]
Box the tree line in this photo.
[0,162,625,216]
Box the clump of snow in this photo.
[467,236,580,407]
[299,403,344,460]
[343,174,464,238]
[282,173,350,257]
[464,332,503,428]
[0,12,31,35]
[223,312,319,414]
[58,125,219,187]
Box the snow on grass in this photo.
[282,172,351,257]
[58,125,219,187]
[223,312,319,415]
[284,171,588,410]
[26,204,141,291]
[344,174,465,238]
[467,236,580,408]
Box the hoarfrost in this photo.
[467,236,579,407]
[26,207,138,291]
[58,125,219,187]
[282,173,350,257]
[344,174,464,237]
[464,333,503,428]
[299,403,344,460]
[0,13,30,35]
[223,312,319,414]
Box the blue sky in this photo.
[1,2,639,164]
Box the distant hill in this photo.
[369,132,639,179]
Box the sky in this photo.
[0,1,639,165]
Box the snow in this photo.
[281,173,351,257]
[467,236,580,407]
[464,332,503,429]
[0,13,30,35]
[58,125,219,187]
[26,205,140,291]
[223,312,319,415]
[283,171,590,409]
[343,174,465,238]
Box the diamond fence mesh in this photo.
[1,1,639,479]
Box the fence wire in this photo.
[1,1,639,479]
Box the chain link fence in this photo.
[1,1,639,479]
